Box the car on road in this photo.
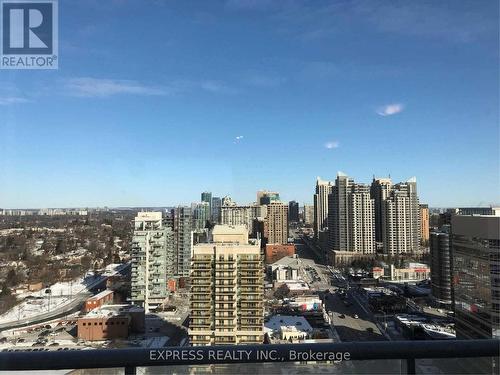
[353,314,359,319]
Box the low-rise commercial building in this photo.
[77,305,145,341]
[330,250,374,267]
[265,244,295,263]
[286,295,323,312]
[264,315,313,343]
[84,290,114,313]
[372,263,430,282]
[28,282,44,292]
[273,266,299,283]
[394,314,455,340]
[267,255,302,283]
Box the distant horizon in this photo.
[1,201,499,211]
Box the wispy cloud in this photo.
[325,140,339,149]
[233,135,244,144]
[230,0,497,44]
[200,80,238,94]
[244,74,286,88]
[0,96,31,105]
[64,77,169,98]
[376,103,404,117]
[299,60,338,80]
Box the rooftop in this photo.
[269,255,301,269]
[83,304,144,319]
[281,281,310,291]
[88,289,113,301]
[135,212,162,221]
[264,315,313,334]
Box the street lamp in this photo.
[45,288,52,312]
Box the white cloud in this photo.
[376,103,404,117]
[259,1,496,44]
[245,74,286,88]
[64,77,168,98]
[200,80,238,94]
[234,135,245,144]
[62,77,238,98]
[0,96,31,105]
[325,141,339,149]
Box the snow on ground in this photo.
[102,263,126,276]
[0,294,81,324]
[0,263,127,325]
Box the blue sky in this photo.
[0,0,498,208]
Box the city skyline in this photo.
[0,172,499,210]
[0,0,498,208]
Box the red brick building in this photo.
[84,290,114,313]
[77,305,145,341]
[78,315,129,341]
[265,244,295,264]
[167,278,177,292]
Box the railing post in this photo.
[125,365,137,375]
[406,358,416,375]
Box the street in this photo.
[324,291,385,342]
[294,233,386,342]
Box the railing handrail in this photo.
[0,339,498,371]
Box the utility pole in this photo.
[45,288,52,312]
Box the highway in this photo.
[0,263,130,331]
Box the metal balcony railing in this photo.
[0,340,497,374]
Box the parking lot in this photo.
[0,320,82,353]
